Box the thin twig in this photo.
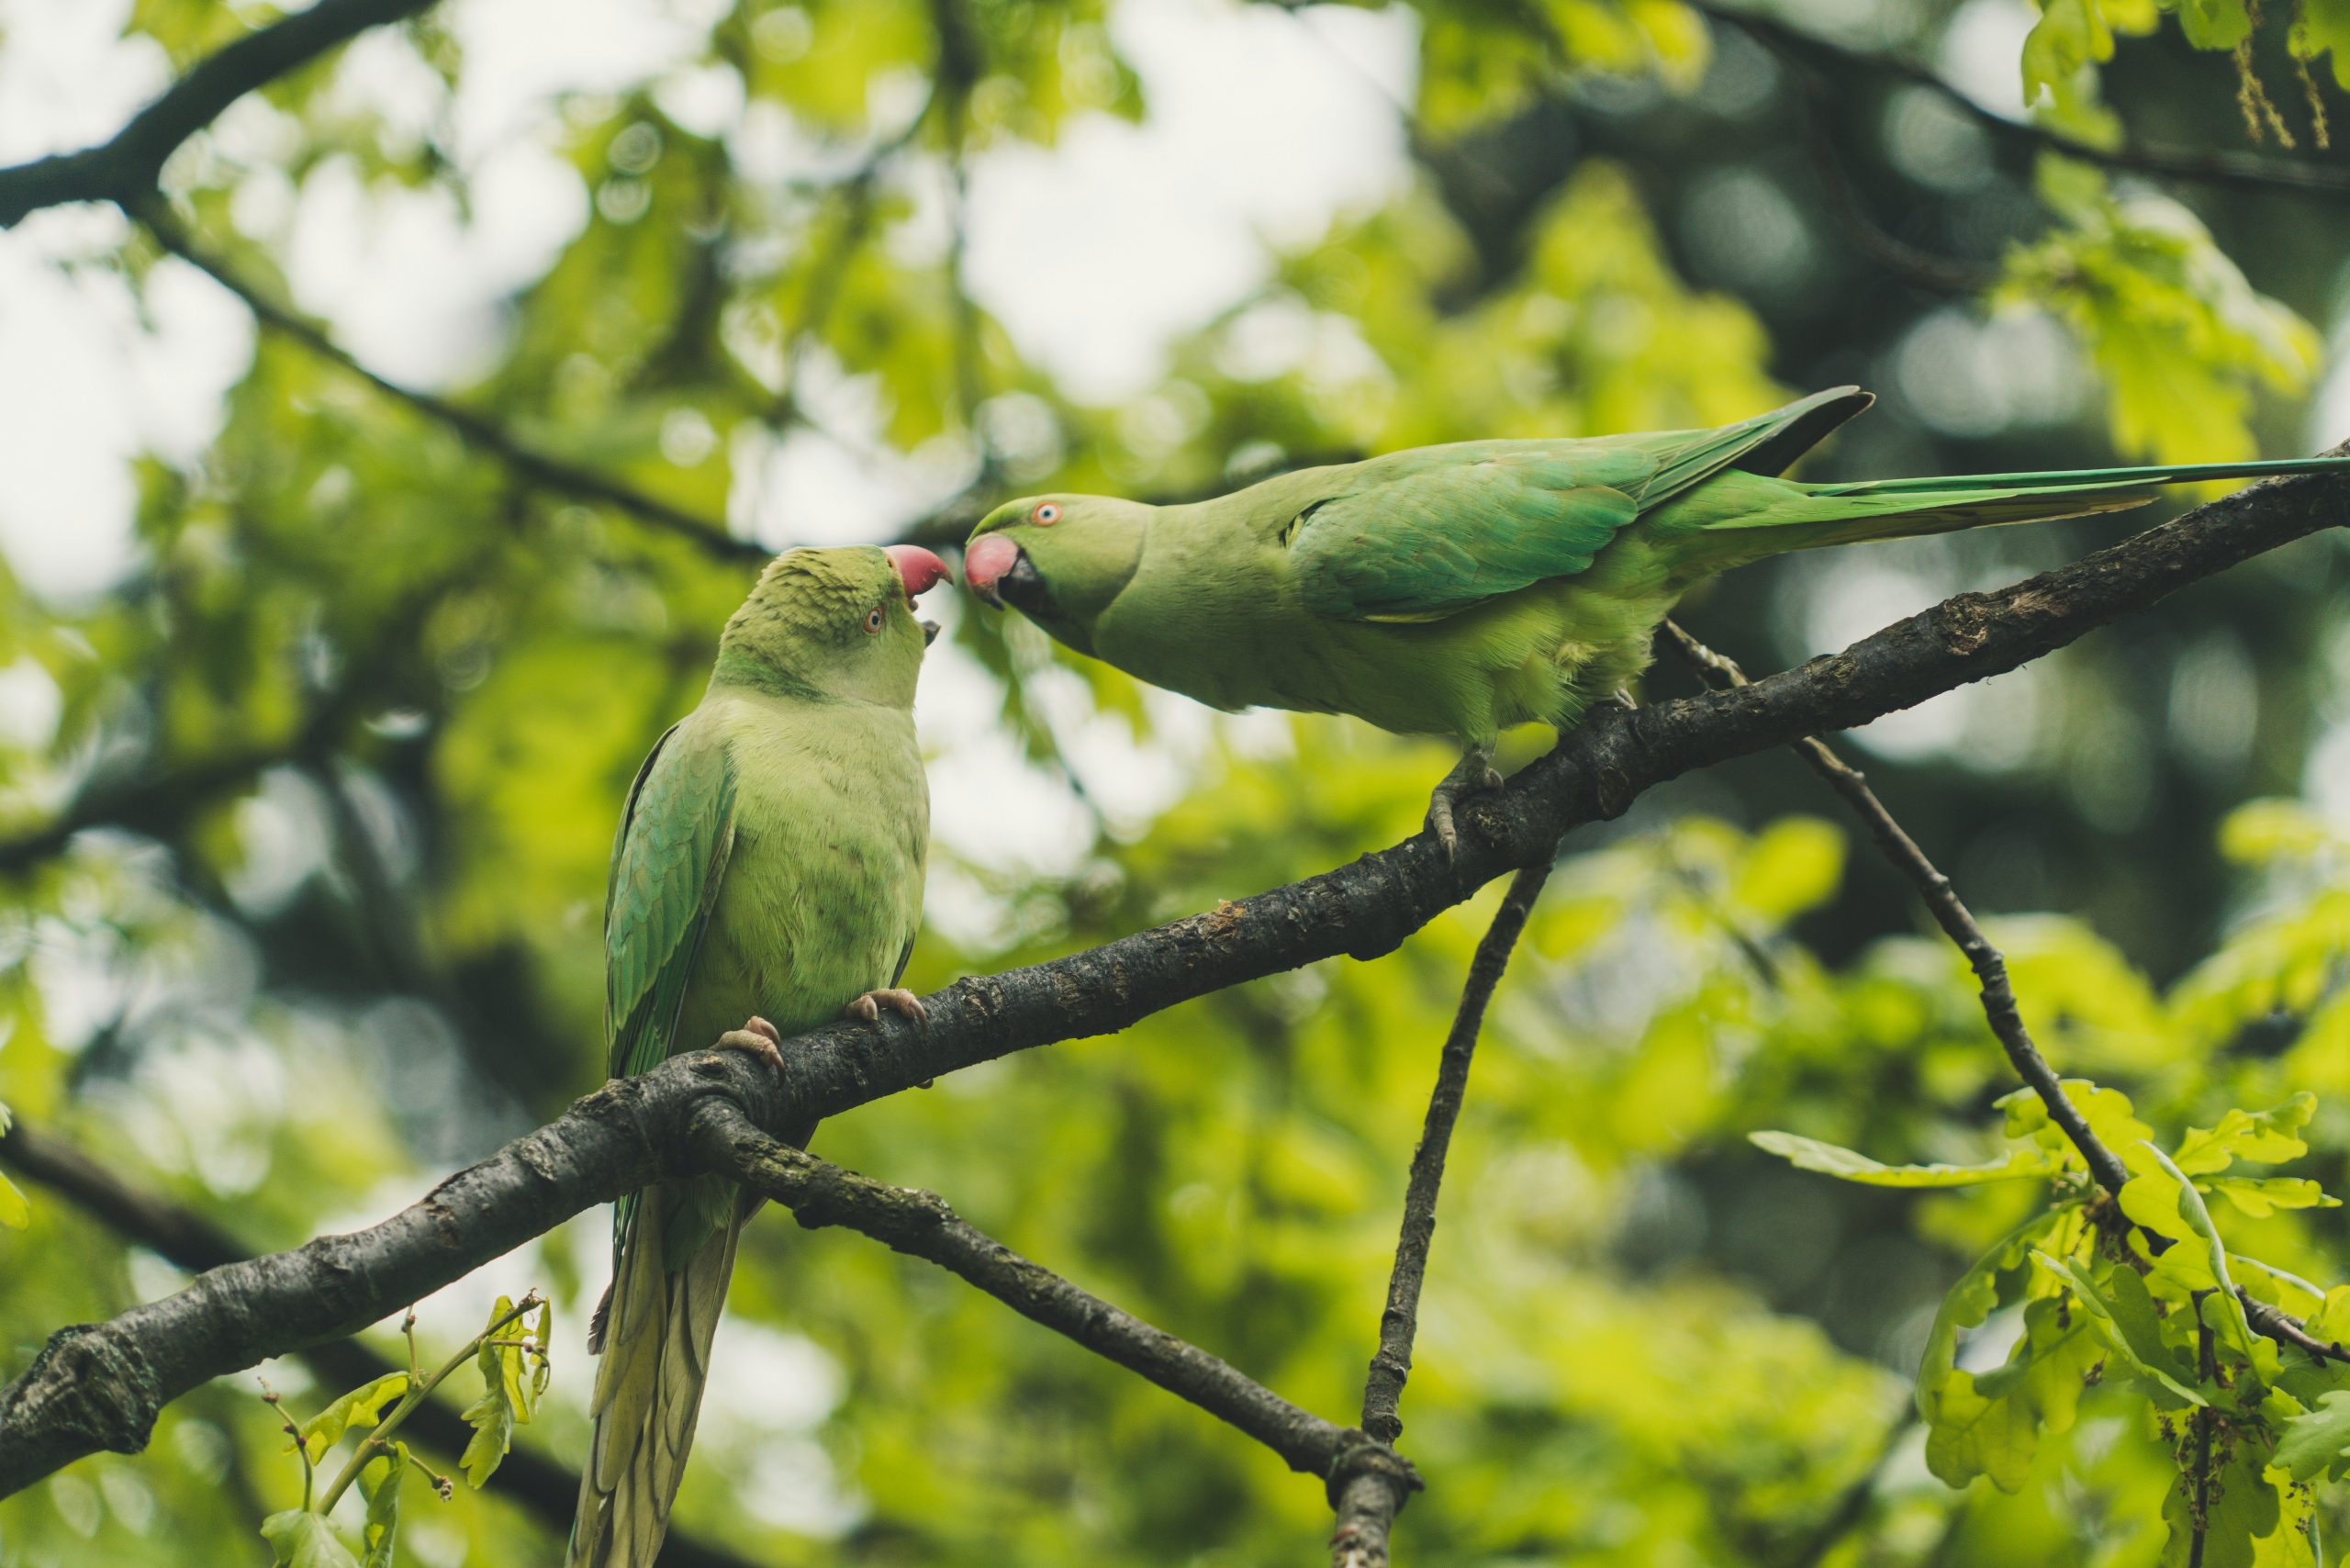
[1662,619,2350,1364]
[137,205,767,565]
[1788,72,1998,295]
[698,1103,1372,1479]
[2188,1314,2217,1568]
[1662,621,2128,1190]
[1336,860,1550,1563]
[1361,865,1553,1440]
[310,1294,541,1515]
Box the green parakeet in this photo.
[568,543,951,1567]
[965,386,2350,850]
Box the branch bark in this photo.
[0,0,440,229]
[4,458,2345,1495]
[699,1105,1358,1476]
[0,1117,758,1568]
[1335,860,1554,1564]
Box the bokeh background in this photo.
[6,0,2350,1561]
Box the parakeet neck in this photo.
[707,644,831,701]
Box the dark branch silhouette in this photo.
[140,207,771,565]
[0,0,441,228]
[5,455,2348,1501]
[1695,1,2350,200]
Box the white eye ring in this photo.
[1033,502,1061,525]
[863,605,886,634]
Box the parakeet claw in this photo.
[716,1015,787,1075]
[846,988,926,1026]
[1425,745,1504,860]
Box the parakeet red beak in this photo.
[884,544,952,603]
[964,533,1037,610]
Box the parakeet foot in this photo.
[1426,745,1503,859]
[716,1015,787,1074]
[846,988,926,1026]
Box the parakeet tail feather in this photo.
[567,1189,742,1568]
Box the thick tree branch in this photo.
[1695,2,2350,200]
[0,0,440,229]
[4,459,2345,1494]
[699,1106,1364,1477]
[0,1119,760,1568]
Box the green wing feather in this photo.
[1288,387,1871,622]
[573,714,742,1568]
[602,717,737,1268]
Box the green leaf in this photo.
[459,1294,538,1486]
[296,1372,410,1463]
[260,1512,362,1568]
[2173,0,2252,50]
[2307,1285,2350,1347]
[2174,1094,2318,1175]
[2277,1390,2350,1481]
[1997,174,2319,464]
[2034,1252,2205,1406]
[2022,0,2116,104]
[357,1444,407,1568]
[2125,1145,2260,1365]
[0,1099,22,1229]
[2160,1445,2288,1568]
[1919,1207,2095,1490]
[1751,1129,2060,1188]
[1728,818,1844,925]
[2210,1177,2338,1218]
[1999,1080,2154,1166]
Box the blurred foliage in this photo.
[7,0,2350,1562]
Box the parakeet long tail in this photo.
[567,1187,744,1568]
[1673,452,2350,561]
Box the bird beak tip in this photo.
[921,619,941,646]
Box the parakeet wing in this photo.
[1288,386,1871,623]
[603,717,737,1263]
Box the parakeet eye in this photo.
[863,604,887,634]
[1032,502,1062,526]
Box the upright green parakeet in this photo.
[568,543,951,1568]
[965,386,2350,850]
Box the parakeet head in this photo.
[713,543,951,706]
[964,495,1153,654]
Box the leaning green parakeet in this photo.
[568,543,951,1568]
[966,386,2350,851]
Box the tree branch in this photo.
[0,1118,761,1568]
[699,1105,1362,1477]
[139,206,771,566]
[1694,1,2350,200]
[0,0,441,229]
[4,458,2345,1494]
[1334,860,1553,1564]
[1662,615,2350,1363]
